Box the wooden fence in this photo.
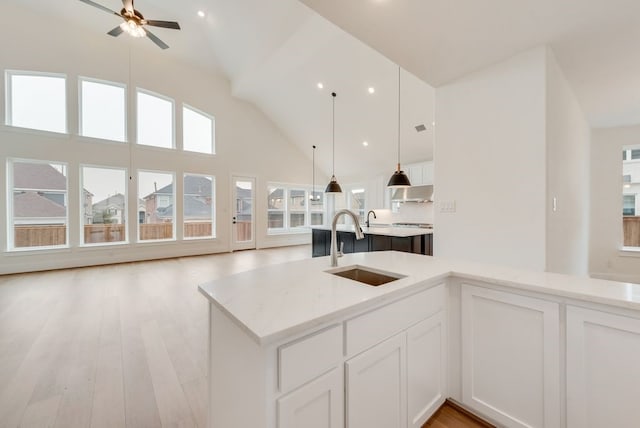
[14,225,66,248]
[84,224,126,244]
[624,216,640,247]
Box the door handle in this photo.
[232,216,237,225]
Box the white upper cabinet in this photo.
[405,161,433,186]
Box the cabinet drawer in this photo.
[279,324,342,393]
[345,283,445,356]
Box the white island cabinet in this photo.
[461,284,561,428]
[566,306,640,428]
[199,251,640,428]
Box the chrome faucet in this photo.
[365,210,377,228]
[330,209,365,267]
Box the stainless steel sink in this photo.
[326,265,405,286]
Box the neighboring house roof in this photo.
[146,175,212,199]
[13,162,66,191]
[14,191,66,218]
[155,196,212,219]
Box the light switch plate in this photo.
[440,200,456,213]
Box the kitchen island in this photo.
[311,225,433,257]
[199,251,640,428]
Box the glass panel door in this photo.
[232,176,255,250]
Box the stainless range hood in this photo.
[391,184,434,202]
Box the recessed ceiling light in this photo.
[362,141,369,147]
[197,10,206,18]
[317,82,324,89]
[368,87,375,94]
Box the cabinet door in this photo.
[461,284,560,428]
[346,334,406,428]
[408,164,423,185]
[567,306,640,428]
[391,236,412,253]
[337,231,355,254]
[278,368,343,428]
[369,235,391,252]
[312,229,330,257]
[407,311,447,428]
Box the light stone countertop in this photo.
[198,251,640,345]
[312,225,433,237]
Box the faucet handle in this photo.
[338,241,344,257]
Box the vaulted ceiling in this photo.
[9,0,640,179]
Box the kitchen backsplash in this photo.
[370,203,434,225]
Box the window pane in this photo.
[623,150,628,161]
[310,191,325,226]
[184,174,214,239]
[8,73,66,133]
[311,212,324,226]
[632,149,640,160]
[183,106,214,154]
[137,90,173,149]
[268,186,285,230]
[623,195,636,216]
[82,166,127,245]
[11,160,67,249]
[289,189,306,228]
[138,171,174,240]
[81,79,126,142]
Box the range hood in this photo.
[391,185,434,203]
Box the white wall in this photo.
[545,49,590,276]
[434,48,547,270]
[0,2,314,274]
[590,125,640,282]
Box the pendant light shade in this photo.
[387,67,411,188]
[325,92,342,193]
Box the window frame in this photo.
[182,103,216,155]
[183,172,216,240]
[137,169,176,243]
[136,87,176,150]
[79,164,129,247]
[78,76,127,143]
[5,70,68,135]
[267,183,326,234]
[7,158,69,251]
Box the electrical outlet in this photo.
[440,200,456,213]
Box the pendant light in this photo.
[310,145,317,201]
[387,67,411,188]
[325,92,342,193]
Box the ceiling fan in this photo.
[79,0,181,50]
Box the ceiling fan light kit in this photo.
[80,0,181,49]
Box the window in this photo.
[81,166,127,245]
[9,159,68,249]
[310,191,325,226]
[137,89,174,149]
[623,146,640,248]
[623,150,628,161]
[138,170,175,241]
[623,195,636,216]
[80,78,126,142]
[183,105,214,154]
[289,189,307,228]
[348,187,367,223]
[184,174,215,239]
[268,186,285,230]
[267,184,326,233]
[6,71,66,133]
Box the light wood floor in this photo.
[0,245,311,428]
[423,401,495,428]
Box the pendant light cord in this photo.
[312,145,316,199]
[397,66,401,170]
[332,92,336,176]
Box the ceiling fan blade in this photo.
[122,0,134,13]
[107,26,124,37]
[145,29,169,50]
[79,0,120,16]
[145,20,181,30]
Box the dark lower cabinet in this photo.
[312,229,433,257]
[312,229,329,257]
